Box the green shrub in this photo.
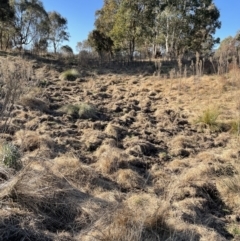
[59,69,79,81]
[61,102,99,119]
[0,142,21,169]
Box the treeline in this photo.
[86,0,221,60]
[0,0,69,53]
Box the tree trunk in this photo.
[0,29,2,50]
[165,17,169,54]
[129,38,135,62]
[53,42,57,54]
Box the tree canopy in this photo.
[89,0,221,60]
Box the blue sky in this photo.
[41,0,240,53]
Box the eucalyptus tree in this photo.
[156,0,221,56]
[184,0,221,54]
[48,11,69,54]
[93,0,221,59]
[94,0,120,35]
[110,0,157,61]
[11,0,48,50]
[31,15,49,53]
[215,34,240,59]
[88,30,114,59]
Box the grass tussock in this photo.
[61,102,99,119]
[217,170,240,209]
[59,69,79,81]
[196,107,220,131]
[229,119,240,135]
[15,130,41,152]
[115,169,144,189]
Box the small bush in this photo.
[197,108,220,131]
[61,102,99,119]
[59,69,79,81]
[0,142,21,169]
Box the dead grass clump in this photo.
[104,123,126,140]
[81,129,105,152]
[79,194,172,241]
[20,96,49,113]
[96,149,120,174]
[52,155,98,189]
[0,161,86,235]
[169,135,195,157]
[59,69,79,81]
[124,137,158,156]
[115,169,144,189]
[15,130,41,152]
[0,211,52,241]
[217,170,240,209]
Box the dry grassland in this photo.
[0,56,240,240]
